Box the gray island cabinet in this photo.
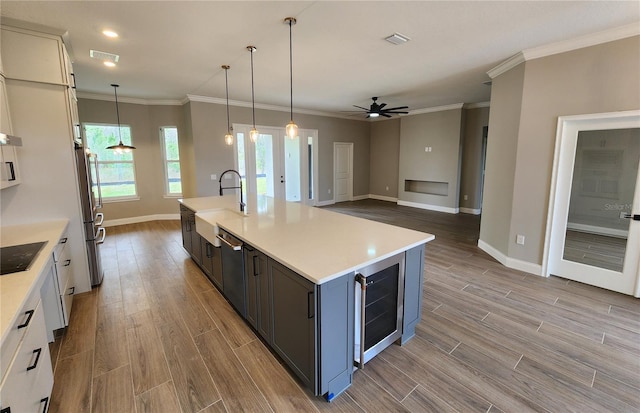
[179,195,434,401]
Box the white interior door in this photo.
[334,142,353,203]
[546,111,640,296]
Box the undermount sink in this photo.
[195,209,247,247]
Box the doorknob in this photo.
[623,213,640,221]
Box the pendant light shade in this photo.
[247,46,259,143]
[222,65,234,146]
[284,17,298,139]
[105,84,136,153]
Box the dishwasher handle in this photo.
[216,233,242,251]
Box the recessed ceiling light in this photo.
[384,32,410,45]
[104,61,116,67]
[102,30,118,38]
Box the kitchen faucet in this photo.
[219,169,245,213]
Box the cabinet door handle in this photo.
[40,397,49,413]
[206,243,212,258]
[67,286,75,295]
[70,73,77,89]
[17,309,34,329]
[307,291,315,319]
[64,259,71,267]
[59,237,68,244]
[6,161,15,181]
[27,348,42,371]
[253,255,259,276]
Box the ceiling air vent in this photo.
[90,49,120,63]
[384,32,410,45]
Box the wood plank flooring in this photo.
[48,199,639,412]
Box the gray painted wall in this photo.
[479,64,525,255]
[184,101,371,202]
[459,107,490,211]
[78,98,187,220]
[369,119,400,198]
[480,35,640,266]
[398,108,464,210]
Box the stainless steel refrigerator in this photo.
[74,142,105,286]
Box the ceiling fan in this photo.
[352,97,409,118]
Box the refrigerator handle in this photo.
[95,212,104,226]
[91,154,103,209]
[96,227,106,244]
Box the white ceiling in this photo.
[2,1,638,116]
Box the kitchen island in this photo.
[178,195,434,401]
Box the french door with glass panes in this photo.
[234,124,318,206]
[546,111,640,296]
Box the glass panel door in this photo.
[547,111,640,296]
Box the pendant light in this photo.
[222,65,234,146]
[105,84,136,153]
[284,17,298,139]
[247,46,259,143]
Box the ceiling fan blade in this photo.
[382,106,409,111]
[381,113,392,118]
[353,105,370,111]
[386,110,409,114]
[378,103,387,110]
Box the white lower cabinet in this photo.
[41,232,75,340]
[0,301,54,413]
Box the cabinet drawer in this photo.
[60,275,75,326]
[0,302,54,413]
[52,234,69,262]
[54,244,72,294]
[0,288,41,381]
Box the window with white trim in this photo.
[84,123,138,201]
[160,126,182,196]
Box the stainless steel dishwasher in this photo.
[217,228,246,316]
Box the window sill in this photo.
[102,196,141,203]
[163,194,183,199]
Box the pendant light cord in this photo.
[224,66,231,133]
[112,84,123,144]
[289,19,293,122]
[250,47,256,129]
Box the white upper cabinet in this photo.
[1,26,68,85]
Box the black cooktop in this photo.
[0,241,47,276]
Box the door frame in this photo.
[333,142,353,203]
[543,110,640,296]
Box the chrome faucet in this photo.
[219,169,245,213]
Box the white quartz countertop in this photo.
[186,195,435,284]
[0,220,69,344]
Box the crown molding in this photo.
[76,91,183,106]
[408,103,464,116]
[185,94,362,120]
[488,23,639,79]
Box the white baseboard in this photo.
[460,207,481,215]
[397,200,459,214]
[369,194,398,202]
[567,222,628,238]
[103,213,180,227]
[316,199,335,207]
[352,194,369,201]
[477,239,544,276]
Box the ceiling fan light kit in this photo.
[353,97,409,119]
[105,83,136,153]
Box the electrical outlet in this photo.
[464,194,468,201]
[328,188,331,194]
[516,235,525,245]
[211,174,217,180]
[386,186,389,191]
